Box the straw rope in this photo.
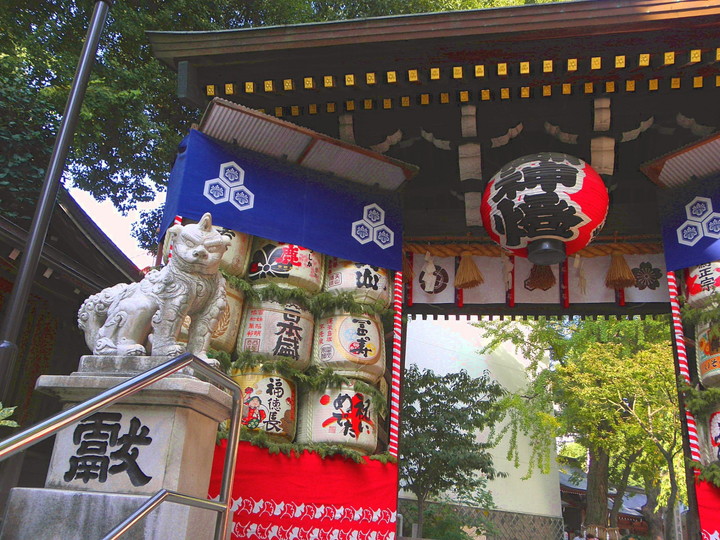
[403,241,663,258]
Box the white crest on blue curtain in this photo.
[351,203,394,250]
[203,161,255,211]
[677,196,720,247]
[161,130,403,270]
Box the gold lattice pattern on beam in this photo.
[203,45,720,118]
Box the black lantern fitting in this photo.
[527,238,566,265]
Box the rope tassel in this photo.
[524,264,556,291]
[605,251,636,290]
[454,251,484,289]
[574,255,587,295]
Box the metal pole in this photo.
[0,0,112,403]
[0,353,195,462]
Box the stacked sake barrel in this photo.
[685,262,720,388]
[296,257,390,454]
[233,237,323,443]
[684,262,720,467]
[165,227,392,453]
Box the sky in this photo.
[68,186,164,269]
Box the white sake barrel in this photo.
[162,220,252,277]
[236,300,314,371]
[215,226,252,277]
[247,238,324,293]
[684,262,720,308]
[313,312,385,384]
[697,402,720,466]
[711,407,720,464]
[177,282,244,354]
[231,370,296,443]
[324,257,391,308]
[696,323,720,388]
[296,382,378,454]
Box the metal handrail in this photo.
[0,353,243,540]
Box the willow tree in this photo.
[476,317,683,536]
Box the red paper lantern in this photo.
[480,152,609,265]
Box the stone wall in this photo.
[398,499,565,540]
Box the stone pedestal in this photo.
[0,356,232,540]
[1,488,216,540]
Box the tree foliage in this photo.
[0,55,57,220]
[1,0,563,248]
[399,364,504,537]
[492,368,560,478]
[476,317,684,536]
[400,500,496,540]
[0,402,19,428]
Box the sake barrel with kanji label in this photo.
[696,323,720,388]
[684,262,720,308]
[215,226,253,277]
[694,401,720,466]
[162,220,252,277]
[296,382,378,454]
[231,370,297,443]
[313,312,385,384]
[177,281,244,354]
[236,300,314,371]
[324,257,391,308]
[247,237,324,293]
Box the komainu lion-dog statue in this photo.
[78,213,230,366]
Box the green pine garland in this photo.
[216,420,230,445]
[216,270,394,460]
[295,366,353,392]
[230,352,313,380]
[215,426,396,463]
[681,301,720,329]
[207,349,232,373]
[368,452,398,464]
[696,461,720,486]
[683,383,720,420]
[682,382,720,487]
[220,270,393,320]
[354,379,389,418]
[229,354,350,391]
[309,290,392,320]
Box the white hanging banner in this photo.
[623,254,670,303]
[569,255,616,304]
[412,256,456,304]
[462,256,506,304]
[514,257,561,304]
[408,253,669,307]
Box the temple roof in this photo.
[149,0,720,72]
[148,0,720,314]
[0,189,141,304]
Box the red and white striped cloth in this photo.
[666,271,702,464]
[388,271,404,457]
[166,215,182,260]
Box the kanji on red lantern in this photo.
[480,152,609,264]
